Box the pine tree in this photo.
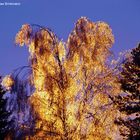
[0,76,11,139]
[114,44,140,139]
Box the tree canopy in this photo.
[113,44,140,139]
[1,17,139,140]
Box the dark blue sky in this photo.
[0,0,140,75]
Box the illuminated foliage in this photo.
[11,17,121,139]
[15,24,32,47]
[2,75,14,90]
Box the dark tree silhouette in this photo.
[0,76,12,139]
[113,44,140,140]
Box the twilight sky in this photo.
[0,0,140,75]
